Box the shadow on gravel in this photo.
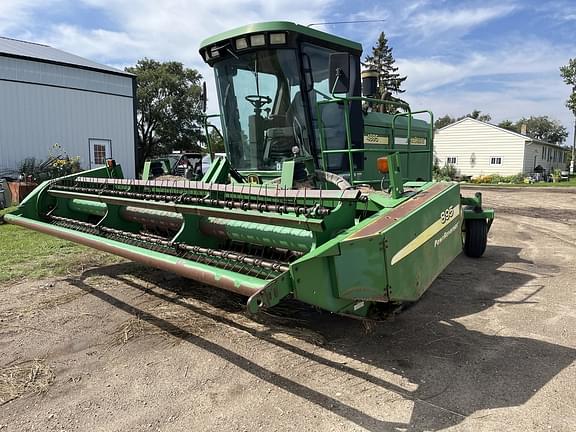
[68,245,575,431]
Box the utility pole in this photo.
[573,117,576,175]
[573,85,576,175]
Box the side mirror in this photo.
[201,81,207,112]
[328,52,351,94]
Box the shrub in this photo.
[471,175,493,184]
[433,164,458,181]
[489,174,502,184]
[470,173,526,184]
[18,144,81,182]
[506,173,526,184]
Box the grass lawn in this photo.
[0,207,123,284]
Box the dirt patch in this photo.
[495,206,576,222]
[0,360,55,406]
[0,188,575,431]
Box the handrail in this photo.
[392,110,434,178]
[202,113,222,161]
[315,96,431,185]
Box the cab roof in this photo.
[199,21,362,54]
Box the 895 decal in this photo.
[440,206,455,224]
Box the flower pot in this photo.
[7,181,37,205]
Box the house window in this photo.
[542,147,545,159]
[446,156,457,165]
[490,156,502,166]
[93,144,107,165]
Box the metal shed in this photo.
[0,36,136,178]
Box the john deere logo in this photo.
[363,134,389,145]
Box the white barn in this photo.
[434,117,569,177]
[0,36,136,178]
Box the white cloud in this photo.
[56,0,334,63]
[407,83,570,124]
[397,37,571,93]
[1,0,573,144]
[409,5,516,36]
[43,24,142,60]
[3,0,334,64]
[3,0,334,112]
[0,0,62,34]
[402,76,575,146]
[395,35,575,144]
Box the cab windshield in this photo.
[214,49,311,171]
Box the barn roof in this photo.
[0,36,133,77]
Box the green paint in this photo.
[280,160,295,188]
[387,153,404,199]
[201,155,230,183]
[4,23,495,319]
[199,21,362,53]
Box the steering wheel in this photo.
[245,95,272,109]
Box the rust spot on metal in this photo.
[73,177,361,201]
[7,216,262,297]
[348,183,452,239]
[48,189,327,232]
[339,286,389,302]
[122,207,182,231]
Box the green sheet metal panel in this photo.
[383,183,463,301]
[362,112,432,183]
[332,234,388,301]
[199,21,362,53]
[290,257,361,314]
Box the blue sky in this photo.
[1,0,575,144]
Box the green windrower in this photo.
[4,22,494,318]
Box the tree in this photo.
[363,32,407,113]
[560,58,576,171]
[434,115,456,129]
[462,110,491,122]
[497,119,516,132]
[497,116,567,143]
[519,116,567,143]
[207,128,225,153]
[125,59,204,165]
[434,110,491,130]
[560,58,576,116]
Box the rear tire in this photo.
[464,219,488,258]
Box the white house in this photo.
[434,117,569,177]
[0,36,137,178]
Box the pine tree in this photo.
[363,32,407,113]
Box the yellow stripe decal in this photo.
[390,206,461,266]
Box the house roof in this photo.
[436,117,564,148]
[0,36,133,77]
